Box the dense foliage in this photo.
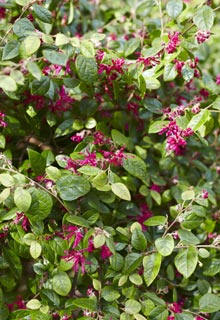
[1,0,220,319]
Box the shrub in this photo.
[0,0,220,319]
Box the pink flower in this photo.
[63,225,84,248]
[169,302,182,313]
[159,121,194,155]
[13,212,30,232]
[101,245,112,259]
[71,132,85,143]
[150,184,161,193]
[202,189,209,199]
[93,131,112,145]
[0,112,7,127]
[216,75,220,85]
[196,30,210,44]
[7,296,26,311]
[165,32,180,54]
[62,249,87,274]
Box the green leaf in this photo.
[163,63,178,81]
[111,183,131,201]
[67,298,97,311]
[0,302,9,320]
[65,214,90,228]
[81,40,95,58]
[143,98,162,114]
[203,259,220,276]
[0,173,14,187]
[20,36,41,57]
[57,175,91,201]
[175,313,194,320]
[150,190,161,205]
[26,299,41,310]
[110,253,124,271]
[144,216,167,226]
[155,235,174,256]
[77,166,101,176]
[28,188,53,220]
[13,18,35,37]
[93,234,106,248]
[149,306,169,320]
[27,61,42,80]
[123,154,147,180]
[148,120,169,133]
[0,188,10,203]
[28,149,46,176]
[75,55,98,84]
[46,166,61,181]
[131,229,147,251]
[14,187,32,212]
[2,40,20,60]
[187,109,210,131]
[181,190,195,201]
[143,253,162,286]
[178,229,200,245]
[124,38,140,57]
[31,76,50,95]
[144,77,161,90]
[182,65,194,82]
[122,253,143,274]
[0,75,17,92]
[111,129,130,147]
[199,293,220,313]
[174,246,198,278]
[55,33,69,46]
[0,134,6,148]
[101,286,120,302]
[166,0,183,19]
[32,4,52,23]
[52,272,72,296]
[193,6,214,31]
[129,273,143,286]
[125,299,142,315]
[43,50,68,66]
[30,241,42,259]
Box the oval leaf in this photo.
[111,183,131,201]
[57,175,91,201]
[155,235,174,256]
[14,187,32,212]
[52,271,72,296]
[174,246,198,278]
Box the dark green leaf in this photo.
[122,253,143,274]
[43,50,68,66]
[13,18,35,37]
[28,188,53,220]
[124,38,140,57]
[131,229,147,251]
[31,76,50,95]
[2,40,20,60]
[32,4,52,23]
[123,154,147,180]
[66,297,97,311]
[75,55,98,84]
[28,149,46,176]
[57,175,91,201]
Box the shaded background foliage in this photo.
[0,0,220,319]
